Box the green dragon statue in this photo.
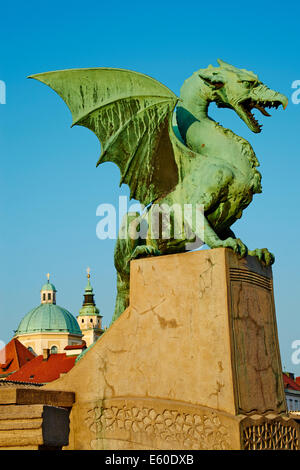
[30,59,288,322]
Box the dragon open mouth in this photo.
[239,98,284,133]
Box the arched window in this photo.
[43,293,46,301]
[50,345,58,354]
[90,318,93,323]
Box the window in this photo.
[82,319,84,323]
[90,318,93,323]
[43,293,46,301]
[50,345,58,354]
[48,293,51,300]
[27,346,36,356]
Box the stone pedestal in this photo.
[43,248,298,450]
[0,387,74,449]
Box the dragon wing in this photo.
[29,68,179,205]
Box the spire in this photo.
[78,268,101,315]
[85,267,93,295]
[80,268,95,304]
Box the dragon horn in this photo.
[217,59,236,70]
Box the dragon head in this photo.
[198,59,288,133]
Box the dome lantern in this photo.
[41,273,57,304]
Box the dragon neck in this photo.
[176,72,212,129]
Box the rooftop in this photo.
[5,352,77,384]
[15,303,82,336]
[0,338,35,378]
[283,372,300,391]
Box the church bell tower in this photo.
[77,268,103,347]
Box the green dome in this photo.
[15,304,81,335]
[41,282,56,292]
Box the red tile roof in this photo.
[283,372,300,391]
[0,338,35,377]
[5,353,76,384]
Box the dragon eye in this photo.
[242,81,252,87]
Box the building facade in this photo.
[283,372,300,412]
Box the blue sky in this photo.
[0,0,299,373]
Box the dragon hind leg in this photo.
[112,212,140,324]
[112,212,160,324]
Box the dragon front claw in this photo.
[248,248,275,266]
[211,237,248,258]
[130,245,161,260]
[222,237,248,258]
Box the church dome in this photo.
[15,275,81,336]
[15,303,82,335]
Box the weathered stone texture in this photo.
[41,248,295,449]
